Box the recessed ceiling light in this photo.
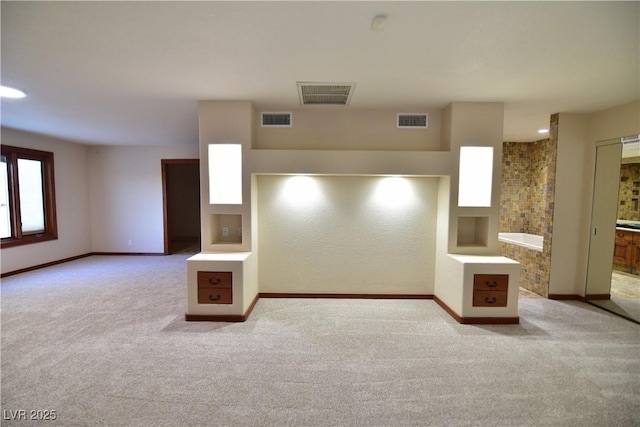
[537,128,549,134]
[0,85,27,98]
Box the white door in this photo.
[585,140,622,297]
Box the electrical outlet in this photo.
[222,226,229,237]
[127,239,133,246]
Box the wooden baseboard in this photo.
[259,293,434,299]
[433,295,519,325]
[548,294,586,302]
[584,294,610,301]
[1,251,168,278]
[91,252,165,256]
[1,253,93,278]
[185,293,260,322]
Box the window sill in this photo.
[1,234,58,249]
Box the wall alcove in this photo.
[256,174,441,295]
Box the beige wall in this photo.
[549,100,640,296]
[257,174,439,294]
[548,114,590,295]
[588,100,640,144]
[1,130,200,273]
[0,127,92,274]
[255,108,442,151]
[88,145,198,253]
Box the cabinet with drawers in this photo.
[186,252,257,321]
[197,271,232,304]
[613,228,640,274]
[472,274,508,307]
[434,255,520,324]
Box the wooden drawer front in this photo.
[473,291,507,307]
[473,274,508,291]
[197,272,232,289]
[198,288,233,304]
[616,230,633,241]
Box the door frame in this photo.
[161,159,200,255]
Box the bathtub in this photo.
[498,233,543,252]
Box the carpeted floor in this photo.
[589,271,640,323]
[1,254,639,426]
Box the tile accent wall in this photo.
[499,114,558,297]
[500,142,532,233]
[618,163,640,221]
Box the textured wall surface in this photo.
[618,163,640,221]
[257,175,439,294]
[499,115,558,296]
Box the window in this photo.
[1,145,57,248]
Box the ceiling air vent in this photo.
[297,82,355,106]
[397,113,428,128]
[261,112,292,127]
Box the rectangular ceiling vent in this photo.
[261,112,292,127]
[297,82,355,106]
[397,113,428,128]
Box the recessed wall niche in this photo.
[211,214,242,245]
[457,216,489,247]
[257,174,439,294]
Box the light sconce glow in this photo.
[208,144,242,205]
[281,175,323,208]
[372,176,415,209]
[537,128,549,134]
[458,146,493,207]
[0,85,27,98]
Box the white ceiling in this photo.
[1,1,638,147]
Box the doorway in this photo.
[586,136,640,323]
[162,159,201,255]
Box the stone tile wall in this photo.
[618,163,640,221]
[499,114,558,297]
[498,242,547,296]
[500,142,532,233]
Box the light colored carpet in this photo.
[1,254,639,426]
[589,271,640,323]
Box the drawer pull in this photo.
[484,297,497,304]
[485,281,498,288]
[209,294,221,302]
[208,277,221,285]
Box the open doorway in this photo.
[162,159,200,255]
[586,136,640,323]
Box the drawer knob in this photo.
[209,294,221,302]
[485,281,498,288]
[484,297,497,304]
[208,277,221,285]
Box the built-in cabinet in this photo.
[472,274,509,307]
[187,101,521,324]
[197,272,233,304]
[434,255,520,323]
[186,252,258,321]
[613,228,640,274]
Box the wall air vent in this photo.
[261,112,292,127]
[397,113,428,128]
[297,82,355,106]
[621,134,640,144]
